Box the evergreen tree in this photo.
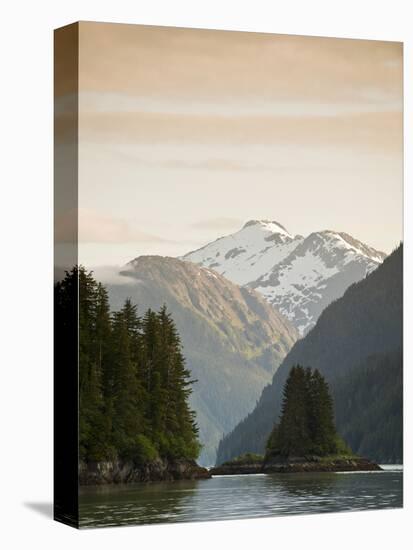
[158,306,200,459]
[266,365,343,457]
[140,308,162,436]
[56,268,201,466]
[275,366,312,456]
[110,308,141,458]
[308,369,337,455]
[77,267,110,461]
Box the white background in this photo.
[0,1,411,548]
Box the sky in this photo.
[57,22,403,267]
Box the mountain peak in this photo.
[304,230,387,263]
[182,218,299,287]
[242,219,291,236]
[182,222,388,336]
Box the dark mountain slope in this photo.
[216,245,402,465]
[333,349,402,463]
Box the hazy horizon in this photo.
[81,216,401,270]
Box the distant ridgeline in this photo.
[55,268,201,467]
[217,244,403,465]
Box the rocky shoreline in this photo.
[79,458,211,485]
[79,454,382,484]
[210,455,382,475]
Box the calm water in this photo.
[79,465,403,528]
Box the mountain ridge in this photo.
[183,220,386,335]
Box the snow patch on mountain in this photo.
[182,220,303,286]
[183,221,387,336]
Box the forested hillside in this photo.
[333,349,402,463]
[106,255,297,465]
[55,268,200,466]
[216,244,403,465]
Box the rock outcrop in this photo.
[210,455,381,475]
[79,458,211,485]
[263,455,382,473]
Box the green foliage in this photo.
[334,435,354,456]
[123,434,159,465]
[222,453,264,466]
[57,267,200,465]
[266,365,343,457]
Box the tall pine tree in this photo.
[78,267,109,460]
[307,369,337,455]
[266,365,345,458]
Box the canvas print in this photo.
[54,22,403,528]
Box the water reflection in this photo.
[79,469,403,528]
[80,479,202,527]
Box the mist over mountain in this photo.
[183,220,386,335]
[105,256,298,465]
[216,244,402,465]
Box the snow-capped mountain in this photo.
[182,220,304,286]
[182,220,387,335]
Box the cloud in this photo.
[74,26,402,155]
[79,109,402,155]
[133,156,274,173]
[79,91,402,118]
[79,209,169,243]
[90,265,139,285]
[78,23,402,107]
[55,208,169,244]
